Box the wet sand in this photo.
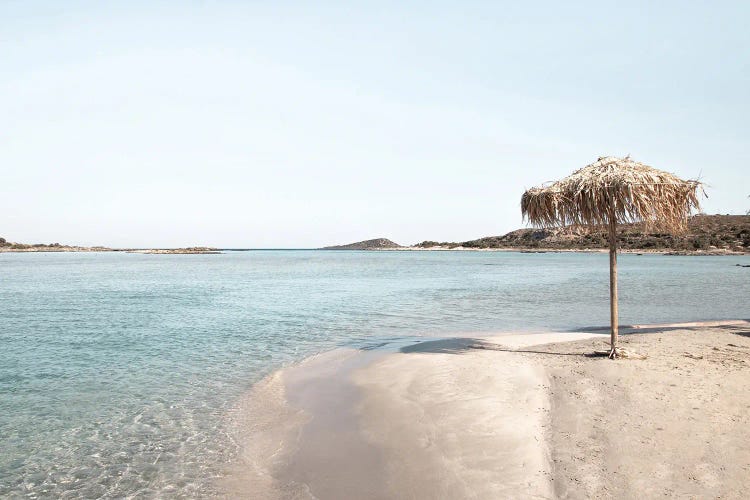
[227,321,750,499]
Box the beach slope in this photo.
[229,322,750,499]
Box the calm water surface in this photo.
[1,250,748,497]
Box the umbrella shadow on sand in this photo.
[398,321,750,360]
[400,337,589,357]
[576,320,750,336]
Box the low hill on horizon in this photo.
[323,238,403,250]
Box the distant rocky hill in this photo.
[416,215,750,253]
[323,238,403,250]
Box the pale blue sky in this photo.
[2,1,748,248]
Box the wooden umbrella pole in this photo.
[608,197,619,358]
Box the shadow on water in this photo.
[399,337,587,357]
[396,321,750,358]
[574,319,750,336]
[360,341,391,351]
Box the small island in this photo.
[322,238,403,250]
[0,238,111,253]
[127,247,222,254]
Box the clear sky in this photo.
[2,1,748,248]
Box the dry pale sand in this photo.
[227,321,750,499]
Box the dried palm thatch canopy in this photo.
[521,156,702,233]
[521,156,704,358]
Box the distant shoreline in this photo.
[1,246,747,256]
[328,245,749,256]
[0,245,221,254]
[2,214,748,255]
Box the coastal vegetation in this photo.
[416,214,749,253]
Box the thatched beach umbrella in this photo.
[521,156,703,358]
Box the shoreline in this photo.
[0,247,221,254]
[367,246,749,255]
[226,320,750,499]
[2,247,747,255]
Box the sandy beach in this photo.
[228,321,750,499]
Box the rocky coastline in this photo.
[324,214,749,255]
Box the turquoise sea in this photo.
[1,250,748,497]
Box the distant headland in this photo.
[322,215,750,254]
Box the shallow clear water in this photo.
[1,250,748,497]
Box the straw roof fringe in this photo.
[521,156,703,234]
